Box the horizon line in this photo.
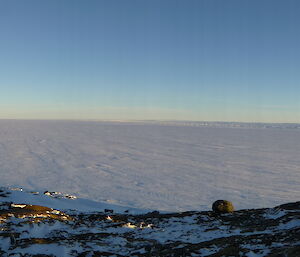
[0,118,299,125]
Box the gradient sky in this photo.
[0,0,300,122]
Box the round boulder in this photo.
[212,200,234,214]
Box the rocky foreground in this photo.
[0,188,299,257]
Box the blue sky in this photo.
[0,0,299,122]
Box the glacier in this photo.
[0,119,299,212]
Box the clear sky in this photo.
[0,0,299,122]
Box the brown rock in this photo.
[212,200,235,213]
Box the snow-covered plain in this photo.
[0,119,299,211]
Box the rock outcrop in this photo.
[0,199,299,256]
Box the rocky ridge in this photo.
[0,188,299,256]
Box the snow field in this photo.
[0,120,299,211]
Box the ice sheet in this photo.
[0,120,299,211]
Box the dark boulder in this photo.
[212,200,234,213]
